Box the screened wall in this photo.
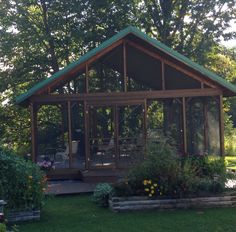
[26,33,228,174]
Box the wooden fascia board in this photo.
[30,88,222,104]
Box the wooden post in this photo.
[219,95,225,156]
[30,102,37,163]
[85,63,89,93]
[161,61,165,90]
[84,101,89,169]
[182,97,187,155]
[203,98,209,154]
[143,99,147,158]
[67,101,72,168]
[114,105,119,168]
[123,41,127,92]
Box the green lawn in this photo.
[19,195,236,232]
[226,156,236,171]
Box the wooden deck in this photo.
[46,168,127,195]
[46,180,96,195]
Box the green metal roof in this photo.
[16,26,236,105]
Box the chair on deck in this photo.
[55,141,78,165]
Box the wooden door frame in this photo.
[85,99,146,170]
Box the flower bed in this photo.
[7,209,40,223]
[109,194,236,212]
[0,147,46,222]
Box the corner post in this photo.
[182,97,187,155]
[85,63,89,93]
[203,98,209,154]
[161,61,165,90]
[123,41,127,92]
[219,95,225,156]
[84,101,89,169]
[67,101,72,168]
[30,102,37,163]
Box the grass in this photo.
[225,156,236,171]
[19,195,236,232]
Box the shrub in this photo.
[113,180,134,197]
[93,183,113,207]
[115,137,228,198]
[127,138,182,196]
[0,223,6,232]
[0,147,46,210]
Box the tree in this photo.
[136,0,236,63]
[0,0,235,153]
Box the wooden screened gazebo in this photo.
[16,26,236,179]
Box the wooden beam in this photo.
[203,98,209,154]
[31,88,223,104]
[123,41,127,92]
[161,61,165,90]
[67,101,72,168]
[84,101,89,169]
[126,40,218,89]
[182,97,187,155]
[219,95,225,156]
[37,39,124,95]
[143,99,147,158]
[85,63,89,93]
[30,102,37,163]
[114,105,119,168]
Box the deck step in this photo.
[47,169,83,180]
[82,169,126,183]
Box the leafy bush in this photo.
[0,223,6,232]
[114,137,228,198]
[0,147,46,210]
[126,139,182,196]
[113,181,133,197]
[93,183,113,207]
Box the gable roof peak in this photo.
[15,26,236,105]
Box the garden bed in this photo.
[7,209,40,223]
[109,194,236,212]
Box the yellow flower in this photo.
[145,188,150,192]
[149,193,152,197]
[154,183,158,187]
[143,180,148,185]
[148,180,152,184]
[151,186,154,189]
[151,190,154,194]
[28,175,33,179]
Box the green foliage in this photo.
[93,183,113,207]
[112,181,133,197]
[126,137,181,196]
[0,0,236,152]
[0,223,6,232]
[0,147,46,210]
[225,129,236,156]
[114,139,227,198]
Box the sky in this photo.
[221,39,236,48]
[221,20,236,48]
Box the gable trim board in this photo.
[15,26,236,105]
